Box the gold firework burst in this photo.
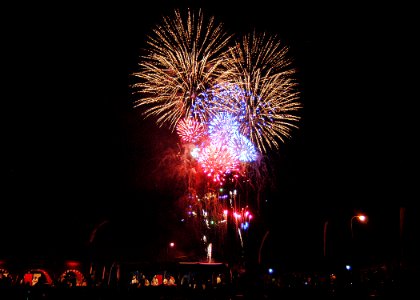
[221,30,302,154]
[132,8,233,130]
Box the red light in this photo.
[65,261,80,268]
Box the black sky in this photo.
[3,2,417,263]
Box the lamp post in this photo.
[350,215,367,239]
[88,220,110,286]
[323,221,328,257]
[348,214,367,288]
[323,215,368,259]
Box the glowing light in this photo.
[241,221,249,230]
[65,261,80,268]
[190,147,200,158]
[207,243,213,262]
[358,215,367,222]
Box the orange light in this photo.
[357,215,367,222]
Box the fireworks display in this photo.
[132,8,302,261]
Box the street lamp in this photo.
[323,214,368,259]
[350,214,367,239]
[167,242,175,261]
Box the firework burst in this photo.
[132,8,233,130]
[176,117,206,143]
[220,30,302,154]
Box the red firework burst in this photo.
[176,117,206,143]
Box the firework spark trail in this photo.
[132,8,234,130]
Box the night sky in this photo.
[3,1,417,267]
